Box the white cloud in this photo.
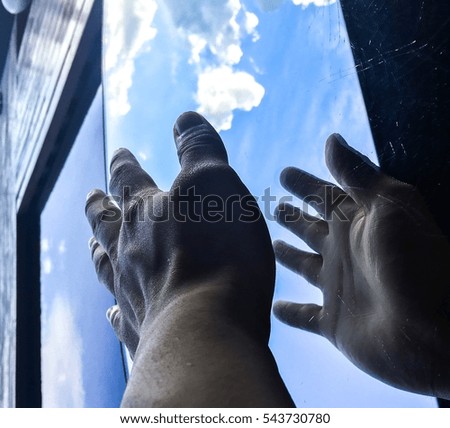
[244,11,260,41]
[138,150,149,161]
[104,0,266,131]
[163,0,244,66]
[196,66,265,131]
[162,0,265,131]
[104,0,158,117]
[41,296,85,407]
[41,238,50,253]
[103,0,337,126]
[292,0,336,7]
[58,240,66,254]
[42,257,53,275]
[256,0,336,11]
[188,34,208,64]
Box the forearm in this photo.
[121,284,295,408]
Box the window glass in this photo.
[103,0,436,407]
[40,87,126,407]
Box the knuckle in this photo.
[90,239,100,258]
[100,199,122,223]
[93,249,112,277]
[122,194,147,223]
[91,210,106,234]
[109,162,131,190]
[93,245,107,266]
[107,305,121,328]
[87,198,119,232]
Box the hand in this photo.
[85,112,293,407]
[273,133,450,399]
[85,111,274,356]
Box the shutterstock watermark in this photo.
[100,185,351,224]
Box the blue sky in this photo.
[102,0,436,407]
[40,89,126,407]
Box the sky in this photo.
[99,0,437,407]
[40,89,126,408]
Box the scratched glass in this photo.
[102,0,436,407]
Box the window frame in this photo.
[0,0,102,407]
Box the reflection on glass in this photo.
[103,0,435,407]
[41,88,126,407]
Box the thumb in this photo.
[173,111,228,169]
[106,305,139,358]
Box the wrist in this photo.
[124,281,292,407]
[143,278,273,344]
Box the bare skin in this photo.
[86,112,449,406]
[274,133,450,400]
[85,111,294,407]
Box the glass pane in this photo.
[102,0,436,407]
[40,87,126,407]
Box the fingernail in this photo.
[88,236,96,249]
[106,306,119,324]
[173,111,206,138]
[331,133,348,146]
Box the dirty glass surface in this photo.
[40,88,126,407]
[102,0,436,407]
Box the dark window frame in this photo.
[340,0,449,408]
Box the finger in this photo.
[275,202,328,253]
[273,300,322,335]
[280,166,353,219]
[89,237,114,295]
[109,148,160,208]
[325,133,382,207]
[85,189,121,253]
[273,240,322,288]
[106,305,139,358]
[173,111,228,169]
